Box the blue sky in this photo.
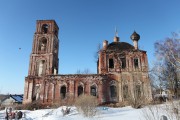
[0,0,180,94]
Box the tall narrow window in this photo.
[60,86,66,99]
[123,85,128,100]
[110,85,117,98]
[135,85,141,98]
[109,58,114,68]
[91,85,97,96]
[38,60,46,76]
[121,58,126,69]
[42,24,48,34]
[134,58,139,68]
[78,85,83,96]
[33,85,40,101]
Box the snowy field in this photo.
[0,106,142,120]
[0,102,179,120]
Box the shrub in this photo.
[128,96,147,109]
[14,104,23,110]
[22,100,45,110]
[75,94,98,117]
[141,100,180,120]
[115,101,128,107]
[62,96,75,106]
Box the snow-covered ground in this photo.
[0,106,142,120]
[0,102,179,120]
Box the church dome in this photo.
[106,42,134,51]
[130,31,140,41]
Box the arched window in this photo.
[37,60,46,76]
[60,85,66,99]
[134,58,139,68]
[90,85,97,96]
[42,24,48,34]
[123,85,128,100]
[39,38,47,52]
[78,85,83,96]
[121,58,126,69]
[110,85,117,98]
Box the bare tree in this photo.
[150,63,167,95]
[82,68,91,74]
[154,33,180,98]
[76,69,81,74]
[163,61,179,97]
[141,101,180,120]
[151,56,179,98]
[154,33,180,70]
[149,69,161,97]
[76,68,92,74]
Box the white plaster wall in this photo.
[1,97,15,106]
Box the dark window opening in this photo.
[109,59,114,68]
[123,85,128,100]
[78,86,83,96]
[32,96,36,101]
[42,24,48,34]
[121,58,126,69]
[110,85,117,98]
[60,86,66,99]
[135,85,141,98]
[91,86,97,96]
[134,58,139,68]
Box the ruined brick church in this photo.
[23,20,152,104]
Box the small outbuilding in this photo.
[0,94,23,106]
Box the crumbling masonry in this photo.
[23,20,152,104]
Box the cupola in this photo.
[130,31,140,50]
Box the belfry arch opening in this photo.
[39,38,47,52]
[42,24,48,33]
[78,85,83,96]
[60,85,66,99]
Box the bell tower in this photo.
[28,20,59,76]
